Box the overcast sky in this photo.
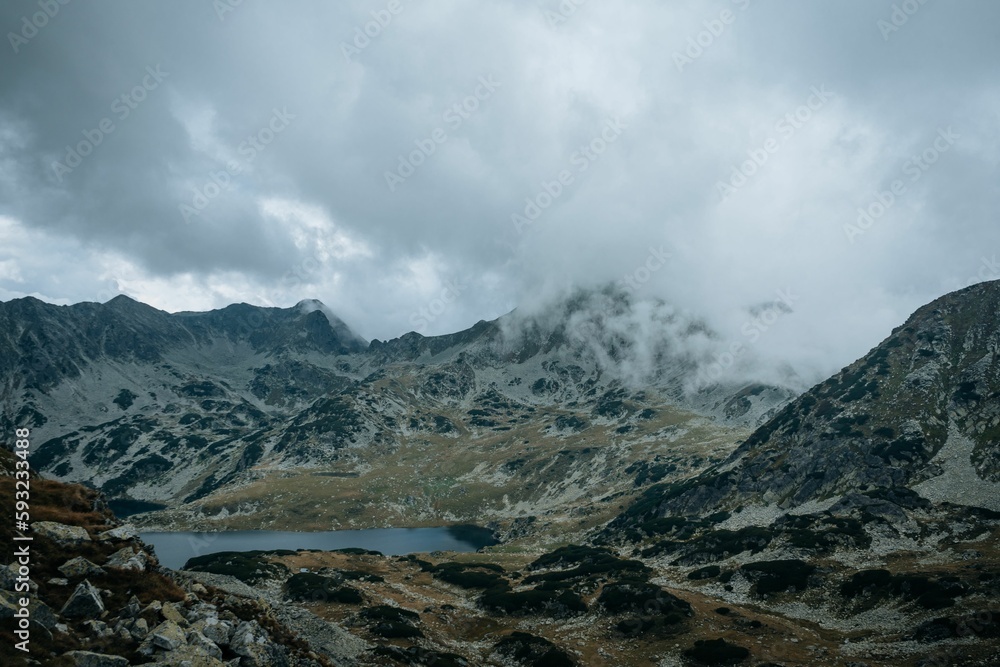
[1,0,998,384]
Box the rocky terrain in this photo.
[2,282,999,665]
[0,287,792,537]
[0,447,365,666]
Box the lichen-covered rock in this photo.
[59,556,106,578]
[34,521,91,544]
[98,524,138,541]
[191,617,233,647]
[60,580,105,618]
[186,628,224,659]
[130,617,150,640]
[106,546,149,572]
[142,619,188,654]
[161,601,188,625]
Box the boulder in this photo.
[192,617,232,647]
[187,628,224,659]
[83,619,112,638]
[161,601,188,625]
[106,546,149,572]
[98,524,138,541]
[141,619,188,654]
[59,556,106,578]
[120,595,142,619]
[48,577,70,586]
[185,602,219,624]
[31,600,58,630]
[130,617,150,640]
[33,521,91,544]
[60,580,106,619]
[65,651,130,667]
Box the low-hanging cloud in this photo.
[1,0,998,387]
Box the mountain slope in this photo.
[0,287,794,534]
[612,279,1000,525]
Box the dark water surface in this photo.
[141,525,498,569]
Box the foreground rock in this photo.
[33,521,92,545]
[66,651,130,667]
[60,580,105,618]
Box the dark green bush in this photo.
[493,632,576,667]
[741,559,816,596]
[682,638,750,665]
[183,551,289,584]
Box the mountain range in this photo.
[1,287,791,536]
[1,282,998,666]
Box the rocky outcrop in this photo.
[33,521,91,545]
[616,280,1000,525]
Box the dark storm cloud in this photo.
[1,0,998,383]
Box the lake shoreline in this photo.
[140,524,500,570]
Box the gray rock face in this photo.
[65,651,130,667]
[59,556,106,578]
[60,580,105,618]
[33,521,91,544]
[617,280,1000,524]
